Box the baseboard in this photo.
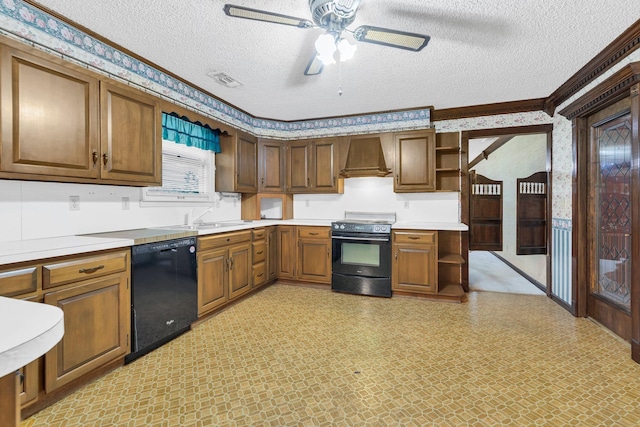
[488,251,546,293]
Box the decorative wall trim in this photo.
[559,62,640,119]
[552,218,572,306]
[544,19,640,116]
[0,0,430,139]
[432,98,547,121]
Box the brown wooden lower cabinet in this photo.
[19,360,38,407]
[277,226,296,279]
[43,271,130,392]
[276,225,331,284]
[267,227,278,281]
[296,227,331,284]
[197,231,252,317]
[197,247,228,315]
[392,230,465,300]
[392,231,438,294]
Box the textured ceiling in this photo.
[33,0,640,121]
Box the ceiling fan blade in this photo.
[223,4,314,28]
[304,53,324,76]
[352,25,430,52]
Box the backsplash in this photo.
[0,180,241,242]
[293,177,459,223]
[0,177,459,243]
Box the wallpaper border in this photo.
[0,0,431,138]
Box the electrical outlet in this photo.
[404,201,410,209]
[122,197,130,210]
[305,200,310,207]
[69,195,80,211]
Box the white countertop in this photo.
[0,219,467,266]
[393,221,469,231]
[0,236,134,266]
[0,297,64,377]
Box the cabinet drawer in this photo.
[394,231,436,244]
[252,228,266,241]
[43,251,129,289]
[252,241,266,264]
[0,266,39,296]
[297,226,330,239]
[198,231,251,251]
[253,261,266,287]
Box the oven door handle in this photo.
[332,235,389,242]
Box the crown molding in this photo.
[545,19,640,116]
[559,62,640,119]
[431,98,547,122]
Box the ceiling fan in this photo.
[223,0,430,76]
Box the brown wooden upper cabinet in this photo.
[216,131,258,193]
[0,41,162,186]
[394,129,436,192]
[100,81,162,185]
[0,44,100,180]
[287,138,341,193]
[258,138,286,193]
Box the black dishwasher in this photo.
[125,237,197,363]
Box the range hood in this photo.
[340,137,391,178]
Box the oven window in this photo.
[342,242,380,267]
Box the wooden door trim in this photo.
[461,124,553,296]
[566,61,640,362]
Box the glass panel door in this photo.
[592,115,632,310]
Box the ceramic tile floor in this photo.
[22,284,640,426]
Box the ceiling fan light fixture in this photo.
[337,38,357,62]
[315,33,337,64]
[223,4,313,28]
[353,25,430,52]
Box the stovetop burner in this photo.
[332,212,396,234]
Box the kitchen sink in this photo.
[163,222,245,230]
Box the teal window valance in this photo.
[162,112,221,153]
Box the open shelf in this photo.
[435,132,461,192]
[438,254,465,264]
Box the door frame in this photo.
[559,62,640,363]
[461,124,553,296]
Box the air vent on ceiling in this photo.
[206,70,243,88]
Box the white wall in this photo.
[293,177,460,222]
[0,179,241,243]
[0,177,459,243]
[470,134,548,285]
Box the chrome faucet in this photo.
[185,206,215,225]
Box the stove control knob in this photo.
[382,226,388,232]
[374,225,380,231]
[340,225,345,230]
[333,224,339,229]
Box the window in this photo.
[141,140,215,203]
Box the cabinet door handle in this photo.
[309,232,319,236]
[261,177,265,185]
[92,151,99,166]
[396,174,399,184]
[257,250,263,255]
[102,153,109,166]
[307,177,310,186]
[79,265,104,274]
[327,248,330,258]
[395,251,398,261]
[408,236,420,240]
[229,258,234,270]
[257,272,264,277]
